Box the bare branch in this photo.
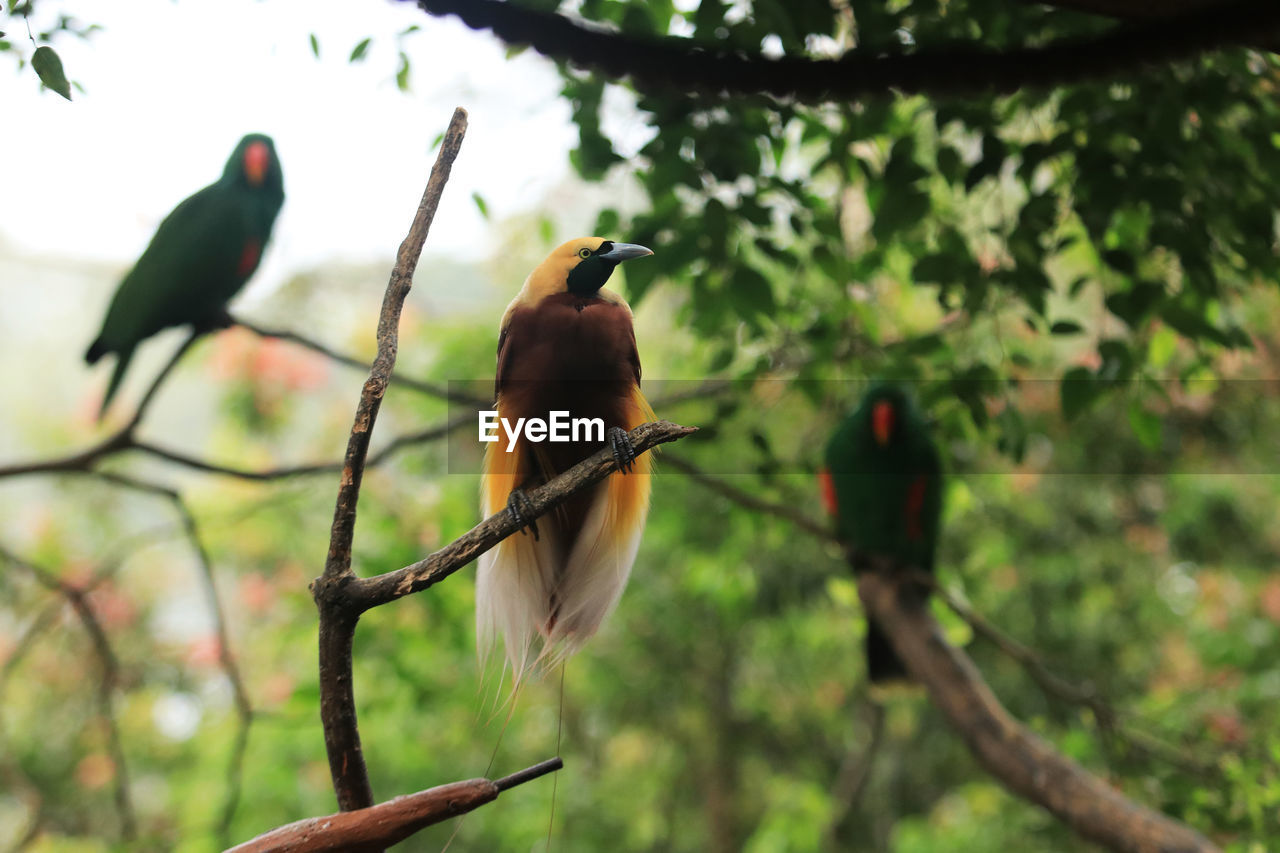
[234,316,488,406]
[315,107,469,813]
[660,453,834,543]
[921,575,1219,779]
[226,758,562,853]
[349,419,697,611]
[416,0,1280,100]
[857,562,1220,853]
[823,702,884,851]
[0,330,197,479]
[0,547,138,841]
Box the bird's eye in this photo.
[577,247,592,259]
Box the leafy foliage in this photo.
[549,0,1280,459]
[6,1,1280,851]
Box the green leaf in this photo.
[965,134,1004,191]
[1128,402,1162,450]
[349,37,372,63]
[471,192,489,220]
[395,51,410,91]
[31,45,71,100]
[1060,367,1099,421]
[309,33,320,58]
[732,267,775,318]
[1148,326,1178,368]
[707,346,734,373]
[912,254,951,284]
[595,208,620,236]
[1097,339,1134,383]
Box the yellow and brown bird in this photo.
[477,237,656,677]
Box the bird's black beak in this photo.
[598,242,653,264]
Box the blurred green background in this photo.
[4,1,1280,851]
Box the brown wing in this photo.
[495,322,511,398]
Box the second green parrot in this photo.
[85,133,285,418]
[821,384,943,683]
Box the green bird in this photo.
[85,133,285,419]
[820,384,943,683]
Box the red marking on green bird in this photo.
[818,467,838,517]
[872,399,895,446]
[244,141,270,186]
[237,240,262,277]
[904,475,928,541]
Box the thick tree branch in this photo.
[1022,0,1242,20]
[314,107,468,813]
[857,562,1219,853]
[226,758,562,853]
[920,575,1220,779]
[415,0,1280,101]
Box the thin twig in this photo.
[921,576,1219,779]
[0,330,198,479]
[314,107,469,813]
[0,547,138,841]
[234,316,488,406]
[660,452,835,542]
[81,470,259,833]
[823,703,884,851]
[172,497,254,843]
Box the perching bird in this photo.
[85,133,285,418]
[820,384,943,683]
[477,237,656,678]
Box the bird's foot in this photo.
[197,310,236,333]
[506,488,540,540]
[607,427,636,474]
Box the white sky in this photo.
[2,0,583,286]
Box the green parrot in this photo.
[85,133,285,419]
[821,384,943,683]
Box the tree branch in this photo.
[314,107,468,813]
[233,316,488,406]
[0,330,198,479]
[0,547,138,841]
[857,562,1220,853]
[921,575,1219,779]
[349,419,697,611]
[823,702,884,851]
[226,758,563,853]
[660,452,835,542]
[415,0,1280,101]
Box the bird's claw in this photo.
[608,427,636,474]
[506,488,540,540]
